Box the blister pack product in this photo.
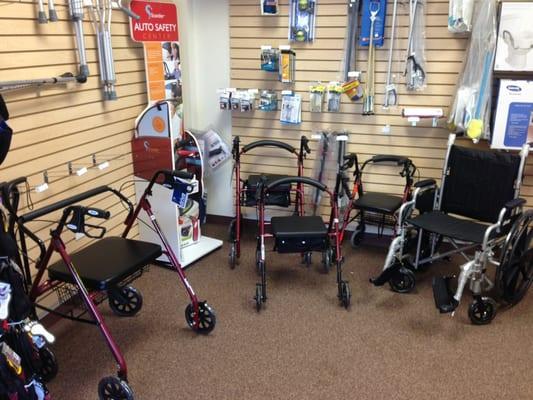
[288,0,317,42]
[359,0,387,48]
[309,82,325,112]
[327,82,343,112]
[448,0,474,33]
[280,91,302,124]
[260,46,279,72]
[261,0,279,15]
[259,90,278,111]
[279,47,296,83]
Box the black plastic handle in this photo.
[84,207,111,219]
[169,170,194,180]
[371,155,408,165]
[242,140,296,154]
[414,179,436,188]
[20,186,110,223]
[266,176,327,192]
[504,198,526,210]
[301,135,311,154]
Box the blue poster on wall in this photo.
[503,102,533,148]
[359,0,387,48]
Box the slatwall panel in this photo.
[0,0,145,307]
[229,0,533,217]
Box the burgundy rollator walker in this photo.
[6,170,215,400]
[255,176,351,311]
[228,135,311,269]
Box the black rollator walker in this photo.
[255,176,350,311]
[228,136,311,269]
[3,169,216,399]
[372,134,533,324]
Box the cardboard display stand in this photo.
[130,0,222,266]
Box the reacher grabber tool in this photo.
[383,0,398,108]
[363,0,380,115]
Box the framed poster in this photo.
[494,2,533,73]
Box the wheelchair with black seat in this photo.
[371,134,532,324]
[3,169,216,399]
[228,135,311,269]
[335,153,417,246]
[254,176,350,311]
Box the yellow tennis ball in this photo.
[467,119,483,140]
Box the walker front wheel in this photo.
[108,286,143,317]
[38,346,58,383]
[185,302,216,334]
[98,376,134,400]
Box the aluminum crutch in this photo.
[69,0,90,80]
[48,0,58,22]
[383,0,398,108]
[37,0,48,23]
[343,0,360,82]
[363,0,380,115]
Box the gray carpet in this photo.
[47,223,533,399]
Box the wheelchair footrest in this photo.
[432,276,459,313]
[370,262,402,286]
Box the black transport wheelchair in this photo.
[255,176,350,311]
[371,133,532,324]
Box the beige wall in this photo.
[229,0,533,216]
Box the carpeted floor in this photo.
[47,223,533,400]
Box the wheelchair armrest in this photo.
[414,179,436,188]
[504,198,526,211]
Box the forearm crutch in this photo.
[69,0,90,80]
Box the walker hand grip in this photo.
[242,140,296,154]
[84,208,110,220]
[414,179,436,188]
[371,155,408,165]
[171,170,194,180]
[266,176,327,192]
[301,135,311,154]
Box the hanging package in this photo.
[280,91,302,124]
[259,90,278,111]
[261,0,279,15]
[448,0,474,34]
[260,46,279,72]
[447,0,497,141]
[0,95,12,167]
[327,82,343,112]
[288,0,317,42]
[341,0,361,82]
[309,82,325,112]
[279,47,296,83]
[359,0,386,48]
[405,0,426,91]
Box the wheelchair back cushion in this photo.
[442,145,521,223]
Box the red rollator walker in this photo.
[255,176,351,311]
[228,135,311,269]
[5,169,215,400]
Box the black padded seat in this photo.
[271,216,327,238]
[48,237,162,290]
[407,211,493,244]
[354,192,403,214]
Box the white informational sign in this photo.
[495,2,533,73]
[491,80,533,150]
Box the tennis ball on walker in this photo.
[466,119,483,140]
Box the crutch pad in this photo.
[48,237,162,290]
[271,216,328,253]
[432,276,459,313]
[244,174,291,207]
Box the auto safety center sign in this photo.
[130,0,178,42]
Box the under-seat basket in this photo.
[271,215,328,253]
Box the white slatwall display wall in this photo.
[229,0,533,218]
[0,0,145,307]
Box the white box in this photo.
[491,80,533,150]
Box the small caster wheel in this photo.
[108,286,143,317]
[338,280,351,309]
[350,224,365,248]
[468,297,497,325]
[388,268,416,293]
[38,346,58,383]
[185,301,217,334]
[229,242,237,269]
[255,284,263,312]
[322,248,333,273]
[98,376,134,400]
[302,252,312,267]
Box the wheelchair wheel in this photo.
[388,267,416,293]
[38,346,58,383]
[349,223,365,248]
[185,302,216,334]
[108,286,143,317]
[255,283,263,312]
[339,280,351,309]
[229,242,237,269]
[468,297,496,325]
[496,211,533,305]
[98,376,134,400]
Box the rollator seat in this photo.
[245,174,291,207]
[48,237,162,290]
[271,216,328,253]
[407,211,494,244]
[354,192,403,214]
